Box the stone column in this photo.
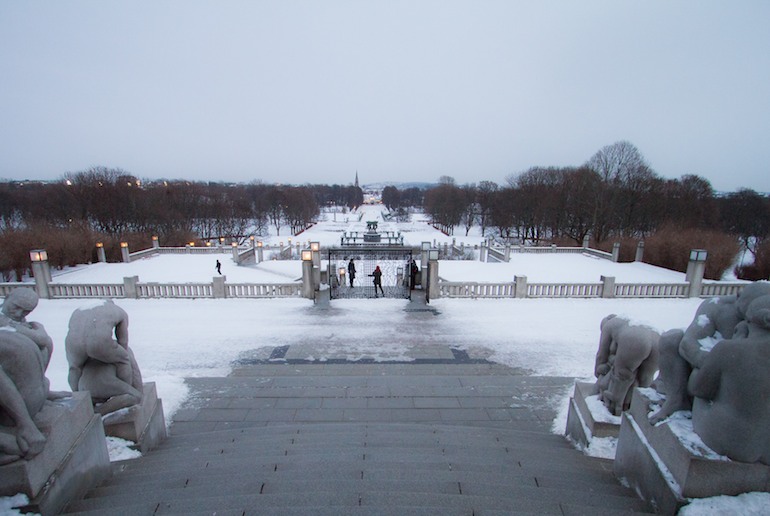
[30,250,51,299]
[311,242,321,287]
[213,275,227,298]
[612,242,621,263]
[123,276,139,299]
[152,236,160,249]
[514,275,528,298]
[257,242,264,263]
[686,249,708,298]
[601,275,616,298]
[96,243,107,263]
[479,242,488,262]
[504,244,511,262]
[231,242,239,263]
[421,242,430,287]
[582,234,590,248]
[120,242,131,263]
[301,256,315,299]
[428,255,440,299]
[635,241,645,262]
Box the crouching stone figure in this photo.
[691,294,770,464]
[66,300,143,415]
[595,314,659,416]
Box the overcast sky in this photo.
[1,1,768,192]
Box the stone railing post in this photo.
[152,236,160,249]
[96,242,107,263]
[582,234,590,248]
[421,242,430,287]
[257,242,264,263]
[428,253,440,299]
[514,275,528,298]
[123,276,139,299]
[231,242,239,263]
[479,242,488,262]
[635,241,645,262]
[120,242,131,263]
[504,245,511,262]
[301,253,315,299]
[213,275,227,298]
[601,275,616,298]
[612,242,621,263]
[687,249,708,298]
[30,249,51,299]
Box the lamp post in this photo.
[231,241,239,262]
[29,249,51,299]
[120,242,130,263]
[257,241,264,263]
[301,250,315,299]
[310,242,321,286]
[152,235,160,249]
[95,242,106,263]
[421,242,430,287]
[687,249,708,298]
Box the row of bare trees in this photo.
[0,167,365,279]
[416,141,769,279]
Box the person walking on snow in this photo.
[370,265,384,297]
[215,260,222,275]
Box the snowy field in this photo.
[4,205,766,514]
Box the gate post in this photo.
[301,250,315,299]
[428,249,440,300]
[421,242,430,288]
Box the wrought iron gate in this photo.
[328,247,413,300]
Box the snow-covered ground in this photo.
[3,205,765,514]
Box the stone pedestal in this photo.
[565,381,621,448]
[101,382,167,453]
[614,388,770,515]
[0,392,111,515]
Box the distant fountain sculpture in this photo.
[594,314,659,416]
[363,220,382,243]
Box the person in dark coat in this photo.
[370,265,385,297]
[215,260,222,275]
[347,259,356,287]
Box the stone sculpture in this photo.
[690,294,770,464]
[594,314,659,416]
[65,299,143,415]
[650,281,770,424]
[0,289,55,464]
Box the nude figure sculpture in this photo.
[594,314,659,416]
[65,300,143,416]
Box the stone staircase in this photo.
[61,360,653,515]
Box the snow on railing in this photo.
[700,283,746,298]
[138,283,213,299]
[0,282,31,297]
[437,279,746,299]
[613,283,689,298]
[227,283,302,298]
[49,283,125,298]
[528,283,604,298]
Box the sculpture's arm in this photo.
[114,318,129,348]
[679,313,716,369]
[594,330,613,378]
[0,365,46,456]
[689,344,724,400]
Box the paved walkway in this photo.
[62,293,653,515]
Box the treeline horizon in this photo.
[1,140,768,281]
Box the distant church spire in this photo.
[354,170,359,188]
